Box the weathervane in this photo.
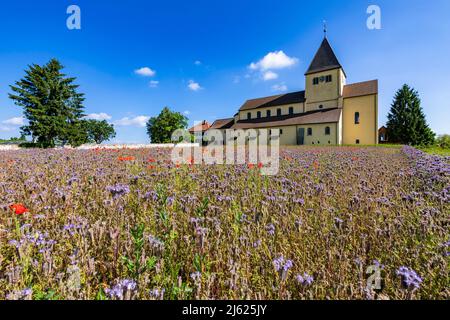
[323,20,327,38]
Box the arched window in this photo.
[267,110,271,117]
[355,112,360,124]
[277,108,282,116]
[289,107,294,115]
[257,111,261,119]
[307,128,312,136]
[247,112,251,120]
[325,126,331,135]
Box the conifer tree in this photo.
[387,84,435,146]
[9,59,86,148]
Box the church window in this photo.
[355,112,360,124]
[325,126,331,135]
[267,110,271,117]
[289,107,294,115]
[247,112,251,120]
[257,111,261,119]
[356,139,360,144]
[307,128,312,136]
[326,75,332,82]
[313,77,319,85]
[277,108,282,116]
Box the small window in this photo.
[319,105,323,109]
[325,126,331,135]
[280,129,283,135]
[267,110,271,117]
[289,107,294,115]
[307,128,312,136]
[356,139,360,145]
[257,111,261,119]
[355,112,360,124]
[318,141,320,144]
[247,112,251,120]
[326,75,332,82]
[277,108,282,116]
[313,77,319,85]
[328,141,331,144]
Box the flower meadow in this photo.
[0,146,448,300]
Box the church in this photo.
[208,37,379,146]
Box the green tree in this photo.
[146,107,188,143]
[9,59,86,148]
[83,119,116,144]
[435,134,450,149]
[386,84,435,146]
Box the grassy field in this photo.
[419,146,450,157]
[0,146,448,300]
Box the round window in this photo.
[319,76,325,83]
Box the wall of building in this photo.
[239,103,305,121]
[305,68,343,107]
[297,123,338,145]
[342,94,378,145]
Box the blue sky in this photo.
[0,0,449,143]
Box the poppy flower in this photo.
[258,162,263,169]
[247,163,255,169]
[10,203,29,215]
[147,158,156,163]
[118,156,135,162]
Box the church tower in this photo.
[304,37,346,112]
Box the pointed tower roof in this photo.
[305,38,344,76]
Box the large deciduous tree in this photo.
[387,84,435,146]
[83,119,116,144]
[146,107,188,143]
[9,59,86,148]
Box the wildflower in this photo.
[247,163,255,169]
[6,288,33,300]
[118,156,135,162]
[149,288,165,299]
[106,184,130,200]
[296,272,314,286]
[396,266,422,290]
[105,279,137,299]
[190,271,201,282]
[258,162,263,169]
[148,235,165,251]
[266,223,275,236]
[9,203,29,215]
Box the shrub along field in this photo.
[0,146,448,300]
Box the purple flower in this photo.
[266,224,275,236]
[106,184,130,200]
[396,266,422,290]
[296,272,314,286]
[105,279,137,299]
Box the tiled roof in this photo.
[232,108,341,129]
[343,80,378,98]
[305,38,343,75]
[209,118,235,130]
[188,120,211,133]
[239,91,306,111]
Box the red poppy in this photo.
[147,165,155,170]
[9,204,29,215]
[258,162,263,169]
[247,163,255,169]
[118,156,135,162]
[312,160,320,171]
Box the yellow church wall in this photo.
[305,68,344,110]
[239,103,304,121]
[297,123,338,145]
[342,94,378,145]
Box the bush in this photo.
[435,134,450,149]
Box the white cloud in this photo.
[271,83,288,92]
[263,71,279,81]
[194,60,202,66]
[183,110,191,115]
[2,117,24,126]
[84,113,112,121]
[249,51,298,71]
[134,67,156,77]
[114,116,150,127]
[149,80,159,88]
[188,80,203,91]
[0,125,13,132]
